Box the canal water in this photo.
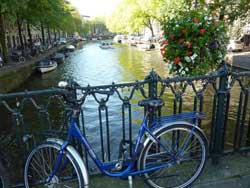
[17,42,167,89]
[0,41,248,182]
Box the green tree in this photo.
[106,0,187,35]
[190,0,250,23]
[0,0,27,63]
[106,2,131,34]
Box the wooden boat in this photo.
[51,53,65,64]
[37,59,57,73]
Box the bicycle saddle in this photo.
[138,98,165,107]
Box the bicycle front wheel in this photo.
[140,124,207,188]
[24,142,84,188]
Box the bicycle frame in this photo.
[47,111,174,181]
[47,110,204,183]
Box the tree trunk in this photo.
[53,28,56,41]
[47,26,51,44]
[41,23,45,45]
[148,19,154,37]
[0,12,8,63]
[17,14,24,55]
[143,18,155,38]
[149,23,154,37]
[27,22,32,50]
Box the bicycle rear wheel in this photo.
[139,124,207,188]
[24,142,84,188]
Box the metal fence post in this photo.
[211,62,229,164]
[145,70,160,125]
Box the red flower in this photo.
[182,28,187,34]
[174,57,180,64]
[160,49,165,57]
[179,38,184,43]
[200,29,205,34]
[194,17,199,23]
[161,40,168,46]
[169,34,174,40]
[185,42,192,48]
[186,51,193,56]
[160,47,165,51]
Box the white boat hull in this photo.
[100,45,114,49]
[37,63,57,73]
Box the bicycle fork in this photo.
[46,141,69,184]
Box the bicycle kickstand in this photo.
[128,176,133,188]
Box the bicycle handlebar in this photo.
[58,80,114,106]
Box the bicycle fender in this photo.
[145,121,207,147]
[46,138,89,188]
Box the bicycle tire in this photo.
[24,141,85,188]
[139,124,207,188]
[0,160,10,188]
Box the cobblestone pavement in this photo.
[90,153,250,188]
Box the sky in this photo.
[68,0,122,17]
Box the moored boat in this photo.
[51,53,65,64]
[37,59,57,73]
[137,43,155,51]
[99,42,114,49]
[65,45,76,52]
[113,35,122,43]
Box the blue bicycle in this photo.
[24,81,208,188]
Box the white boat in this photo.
[65,45,76,52]
[37,59,57,73]
[99,42,114,49]
[113,35,122,43]
[138,43,155,51]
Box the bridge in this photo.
[0,63,250,187]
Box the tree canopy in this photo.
[0,0,91,63]
[106,0,250,36]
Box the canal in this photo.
[17,42,167,90]
[0,41,248,183]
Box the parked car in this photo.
[227,40,244,52]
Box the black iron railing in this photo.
[0,63,250,184]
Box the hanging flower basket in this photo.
[160,10,229,76]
